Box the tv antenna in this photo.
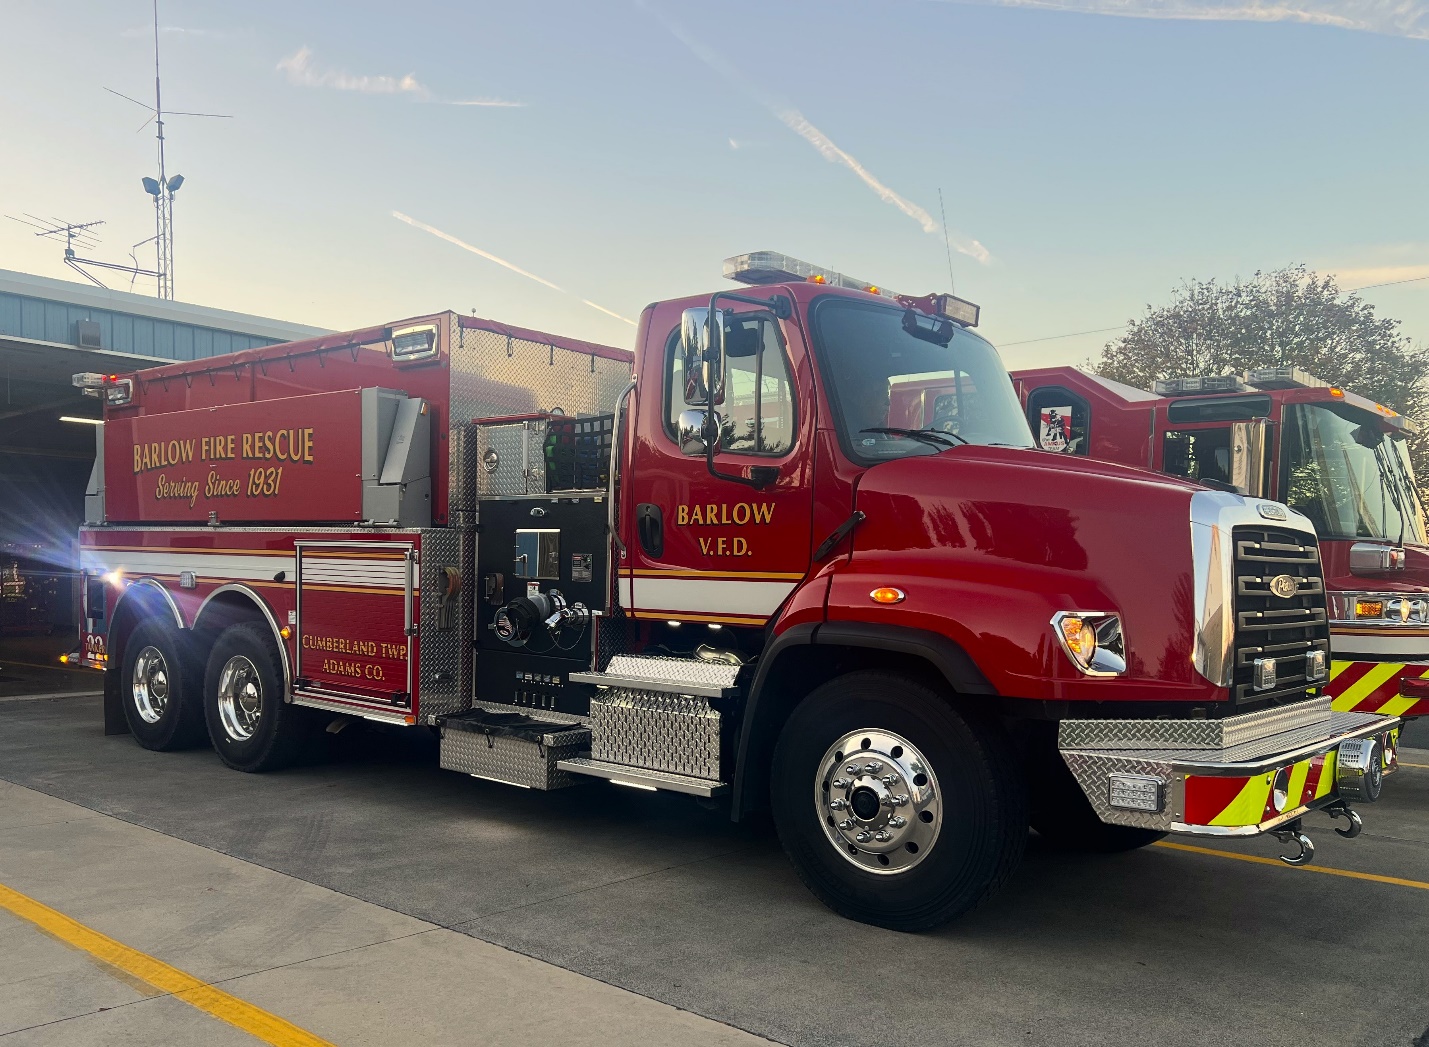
[3,214,163,289]
[101,0,231,300]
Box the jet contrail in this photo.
[392,211,636,325]
[640,1,991,264]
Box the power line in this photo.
[998,273,1429,350]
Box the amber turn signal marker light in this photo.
[1355,599,1384,619]
[1059,616,1097,660]
[1330,387,1345,398]
[869,587,905,604]
[809,274,827,284]
[280,626,292,639]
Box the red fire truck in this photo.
[1012,366,1429,728]
[76,253,1400,930]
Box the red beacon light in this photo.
[71,371,133,406]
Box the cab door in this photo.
[623,299,816,628]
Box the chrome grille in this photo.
[1231,526,1329,705]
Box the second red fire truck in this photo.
[76,253,1399,930]
[1013,365,1429,730]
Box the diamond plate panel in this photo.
[604,654,741,689]
[417,528,468,722]
[449,325,632,507]
[589,689,722,780]
[1062,710,1386,765]
[439,722,589,789]
[1059,751,1181,831]
[1058,696,1331,751]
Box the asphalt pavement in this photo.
[1,693,1427,1047]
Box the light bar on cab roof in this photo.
[1152,374,1246,397]
[724,252,982,327]
[724,252,893,297]
[1244,366,1328,391]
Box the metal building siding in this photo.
[0,289,283,359]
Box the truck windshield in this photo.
[1282,403,1427,545]
[811,298,1033,461]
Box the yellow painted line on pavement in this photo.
[1155,842,1429,891]
[1400,762,1429,769]
[0,882,334,1047]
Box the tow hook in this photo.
[1325,799,1363,839]
[1271,818,1315,866]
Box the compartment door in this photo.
[295,541,416,712]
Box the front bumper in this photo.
[1059,699,1400,836]
[1328,659,1429,719]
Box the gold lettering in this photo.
[677,504,689,526]
[751,502,774,524]
[134,445,143,473]
[698,536,714,555]
[733,537,749,556]
[732,503,750,525]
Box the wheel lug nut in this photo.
[874,830,892,842]
[838,819,854,831]
[883,794,909,807]
[881,774,900,786]
[863,762,882,775]
[829,798,848,810]
[845,764,860,775]
[855,830,872,843]
[888,815,907,828]
[833,777,851,789]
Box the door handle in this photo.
[636,503,663,558]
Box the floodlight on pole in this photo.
[141,177,161,197]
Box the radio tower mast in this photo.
[105,0,230,300]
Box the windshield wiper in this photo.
[860,427,968,449]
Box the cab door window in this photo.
[666,314,795,455]
[1163,429,1232,484]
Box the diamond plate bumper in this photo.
[1059,710,1402,836]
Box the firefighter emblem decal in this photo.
[1038,406,1074,453]
[1269,574,1301,599]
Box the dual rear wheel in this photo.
[119,617,310,772]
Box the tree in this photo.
[1094,264,1429,501]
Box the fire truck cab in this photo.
[1013,365,1429,724]
[77,254,1401,930]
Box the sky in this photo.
[1,0,1426,370]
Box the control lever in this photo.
[436,566,461,630]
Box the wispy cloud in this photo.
[122,25,224,38]
[641,1,990,264]
[1333,262,1429,288]
[391,211,636,325]
[278,47,524,106]
[929,0,1429,40]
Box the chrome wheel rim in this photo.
[816,728,943,875]
[131,646,170,724]
[217,655,263,742]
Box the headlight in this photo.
[1051,611,1127,676]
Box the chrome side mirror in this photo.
[677,409,722,457]
[679,307,725,407]
[1230,418,1269,497]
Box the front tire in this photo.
[120,618,207,750]
[203,622,311,772]
[771,671,1027,932]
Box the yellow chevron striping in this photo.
[1285,760,1311,806]
[1377,695,1420,717]
[1314,750,1338,799]
[1331,661,1405,711]
[1210,775,1271,827]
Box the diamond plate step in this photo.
[570,653,742,699]
[557,756,728,797]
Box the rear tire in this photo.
[119,618,207,751]
[770,671,1027,932]
[203,622,311,772]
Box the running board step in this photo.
[557,757,729,797]
[569,653,742,699]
